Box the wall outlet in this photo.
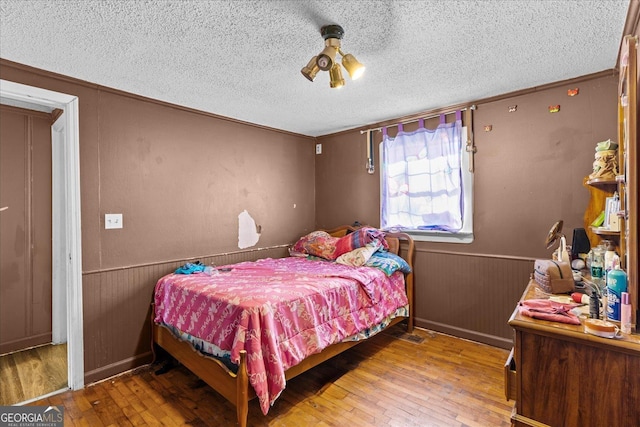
[105,213,123,229]
[315,143,322,154]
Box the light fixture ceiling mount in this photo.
[301,24,365,88]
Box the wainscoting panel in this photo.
[82,246,529,383]
[413,250,534,349]
[82,246,289,384]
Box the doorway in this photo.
[0,79,84,401]
[0,104,59,404]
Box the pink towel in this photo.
[518,299,581,325]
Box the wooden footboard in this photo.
[152,311,407,427]
[152,319,253,425]
[151,225,415,426]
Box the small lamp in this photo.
[316,44,338,71]
[341,53,365,80]
[301,56,320,81]
[329,63,345,89]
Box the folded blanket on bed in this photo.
[334,227,388,257]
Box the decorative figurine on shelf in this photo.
[588,139,618,180]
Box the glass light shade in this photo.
[301,56,320,82]
[342,53,365,80]
[329,63,345,88]
[316,46,337,71]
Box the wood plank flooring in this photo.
[30,326,513,426]
[0,343,67,405]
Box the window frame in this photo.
[379,126,474,243]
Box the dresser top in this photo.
[509,280,640,354]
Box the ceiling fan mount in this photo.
[320,24,344,40]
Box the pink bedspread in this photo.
[153,256,408,414]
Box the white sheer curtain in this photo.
[381,111,464,232]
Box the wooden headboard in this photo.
[324,225,414,259]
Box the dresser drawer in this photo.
[504,348,517,401]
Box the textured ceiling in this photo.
[0,0,631,137]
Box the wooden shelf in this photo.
[590,226,620,236]
[586,177,618,186]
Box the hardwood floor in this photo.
[31,326,513,426]
[0,343,68,405]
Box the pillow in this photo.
[334,227,389,258]
[335,242,380,267]
[290,231,339,260]
[365,250,412,276]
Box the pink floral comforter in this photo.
[153,256,408,414]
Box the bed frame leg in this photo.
[236,350,249,427]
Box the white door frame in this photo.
[0,79,84,390]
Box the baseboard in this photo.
[415,318,513,350]
[0,333,53,355]
[84,351,154,385]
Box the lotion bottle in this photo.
[621,292,632,334]
[606,266,628,322]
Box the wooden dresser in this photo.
[506,281,640,427]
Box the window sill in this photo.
[406,231,474,244]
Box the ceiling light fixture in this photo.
[301,24,365,88]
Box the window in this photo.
[379,113,473,243]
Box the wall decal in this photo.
[484,125,492,132]
[508,105,517,112]
[548,105,560,113]
[567,88,579,96]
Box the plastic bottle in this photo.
[571,292,590,304]
[621,292,632,334]
[203,265,219,275]
[606,266,628,322]
[589,291,600,319]
[559,236,570,263]
[590,246,605,288]
[603,241,617,279]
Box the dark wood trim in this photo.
[415,318,513,350]
[84,351,153,385]
[415,247,535,262]
[618,0,640,68]
[0,58,315,140]
[51,108,63,123]
[323,70,616,138]
[3,59,617,142]
[82,244,289,275]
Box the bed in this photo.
[151,225,414,427]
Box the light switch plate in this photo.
[315,143,322,154]
[105,213,123,229]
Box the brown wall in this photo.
[315,74,619,347]
[0,46,627,382]
[0,60,316,381]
